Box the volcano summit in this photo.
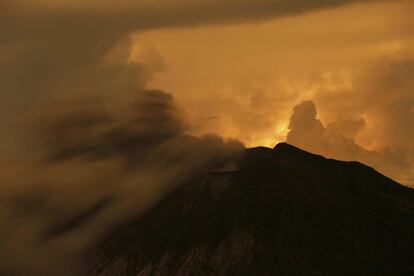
[88,143,414,275]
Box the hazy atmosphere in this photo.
[1,0,414,274]
[2,0,414,185]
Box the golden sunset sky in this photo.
[1,0,414,184]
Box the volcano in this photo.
[87,143,414,275]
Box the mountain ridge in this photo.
[87,143,414,275]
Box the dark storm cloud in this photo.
[2,0,385,42]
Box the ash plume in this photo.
[0,88,243,275]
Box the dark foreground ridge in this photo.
[87,143,414,275]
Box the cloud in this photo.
[0,35,162,156]
[0,1,412,273]
[0,0,392,155]
[311,51,414,181]
[0,89,244,275]
[184,82,297,147]
[286,94,414,185]
[2,0,385,41]
[286,100,370,160]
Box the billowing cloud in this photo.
[286,100,372,160]
[286,79,414,186]
[308,52,414,185]
[0,35,164,156]
[0,0,403,156]
[0,89,243,275]
[132,0,412,149]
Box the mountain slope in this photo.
[87,143,414,275]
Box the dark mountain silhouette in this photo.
[87,143,414,275]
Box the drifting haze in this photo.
[0,87,243,275]
[0,0,413,274]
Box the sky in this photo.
[131,0,414,185]
[1,0,413,184]
[135,0,413,145]
[0,0,414,274]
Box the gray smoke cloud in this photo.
[0,88,243,275]
[0,34,243,274]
